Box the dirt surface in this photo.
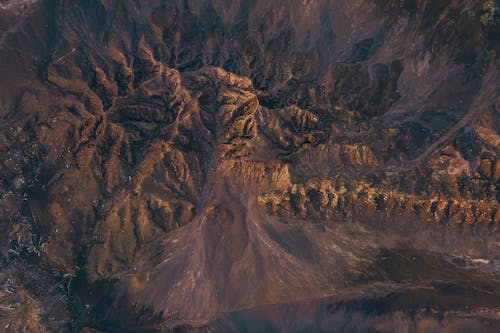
[0,0,499,332]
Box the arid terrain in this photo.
[0,0,499,332]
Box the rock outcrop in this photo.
[258,177,499,224]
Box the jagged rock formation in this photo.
[0,0,499,332]
[258,177,499,224]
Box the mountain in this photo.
[0,0,499,332]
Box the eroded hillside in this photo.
[0,0,499,332]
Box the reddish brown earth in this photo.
[0,0,499,332]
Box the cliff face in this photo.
[0,0,499,332]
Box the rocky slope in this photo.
[0,0,499,332]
